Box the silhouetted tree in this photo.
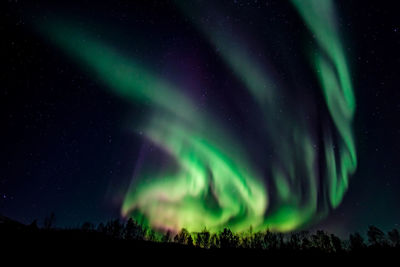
[97,222,105,233]
[195,228,211,248]
[321,231,333,252]
[341,239,350,251]
[174,228,192,245]
[43,212,55,230]
[105,219,123,239]
[289,232,301,250]
[252,231,265,249]
[311,230,332,252]
[81,222,94,232]
[219,228,239,248]
[145,228,158,242]
[240,233,252,249]
[367,225,386,247]
[239,227,254,248]
[349,232,365,251]
[277,233,285,249]
[299,230,311,250]
[387,228,400,247]
[210,233,220,248]
[124,218,145,240]
[187,233,194,247]
[162,230,172,243]
[264,230,278,250]
[124,218,135,240]
[330,234,343,253]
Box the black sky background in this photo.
[1,0,399,237]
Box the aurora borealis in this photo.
[35,0,357,233]
[2,0,400,237]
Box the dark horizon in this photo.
[2,213,400,255]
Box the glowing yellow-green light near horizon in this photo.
[122,116,267,233]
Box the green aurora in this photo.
[39,0,356,233]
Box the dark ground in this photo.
[1,215,399,264]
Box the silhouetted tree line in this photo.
[92,219,400,252]
[1,214,399,253]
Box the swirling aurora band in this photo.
[39,0,356,233]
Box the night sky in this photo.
[1,0,399,237]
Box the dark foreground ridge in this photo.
[1,214,399,260]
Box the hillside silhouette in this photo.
[1,213,399,259]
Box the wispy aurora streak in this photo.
[39,0,356,233]
[291,0,357,208]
